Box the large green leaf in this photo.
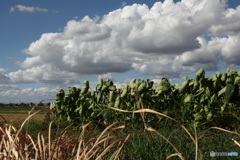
[196,68,205,78]
[98,109,110,119]
[234,77,240,86]
[184,94,192,103]
[179,77,189,93]
[207,111,212,121]
[218,86,226,97]
[221,73,227,82]
[194,113,202,121]
[225,83,235,103]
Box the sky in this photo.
[0,0,240,103]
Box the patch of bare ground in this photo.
[0,114,52,123]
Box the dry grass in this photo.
[0,111,129,160]
[0,114,48,123]
[1,97,240,159]
[0,121,129,159]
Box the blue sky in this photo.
[0,0,240,103]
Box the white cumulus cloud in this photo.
[2,0,240,101]
[10,5,48,12]
[0,87,59,103]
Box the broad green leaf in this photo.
[96,79,103,90]
[50,102,56,110]
[138,81,147,93]
[204,105,208,112]
[89,103,95,109]
[215,72,221,79]
[225,83,235,102]
[193,113,202,121]
[109,90,115,103]
[221,73,227,82]
[207,112,212,121]
[193,80,199,90]
[221,104,227,113]
[196,68,205,78]
[179,77,189,93]
[146,80,154,89]
[212,73,217,81]
[227,68,237,76]
[218,86,226,97]
[234,77,240,86]
[97,91,102,103]
[210,94,216,104]
[129,78,136,89]
[184,94,192,103]
[160,85,169,91]
[189,80,194,86]
[101,84,108,91]
[108,85,117,91]
[120,86,128,98]
[114,96,121,108]
[226,76,234,84]
[200,95,207,103]
[80,80,89,94]
[56,89,65,100]
[98,109,110,119]
[136,79,142,87]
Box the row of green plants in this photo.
[50,68,240,130]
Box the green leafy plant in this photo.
[50,68,240,130]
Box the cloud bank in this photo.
[1,0,240,103]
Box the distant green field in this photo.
[0,106,49,114]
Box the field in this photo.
[0,106,52,122]
[1,105,240,160]
[1,113,45,122]
[1,69,240,159]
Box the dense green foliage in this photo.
[50,68,240,130]
[122,125,239,160]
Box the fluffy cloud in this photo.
[209,5,240,36]
[8,64,80,85]
[63,16,112,41]
[172,33,240,73]
[0,84,19,90]
[10,5,48,12]
[0,87,59,103]
[0,68,10,84]
[7,0,240,87]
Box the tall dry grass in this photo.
[0,104,129,160]
[0,117,129,159]
[1,97,240,159]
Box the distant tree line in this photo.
[0,102,50,107]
